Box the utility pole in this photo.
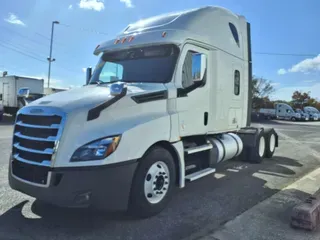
[47,21,59,89]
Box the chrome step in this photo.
[184,143,213,154]
[185,164,197,171]
[185,168,216,181]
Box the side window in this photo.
[234,70,240,95]
[229,23,240,47]
[182,50,207,88]
[0,93,2,101]
[100,62,123,82]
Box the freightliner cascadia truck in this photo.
[8,6,279,218]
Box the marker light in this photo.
[114,39,120,44]
[162,31,167,38]
[128,36,134,42]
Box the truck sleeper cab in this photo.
[275,103,303,121]
[9,6,279,218]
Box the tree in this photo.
[252,76,276,109]
[292,90,311,103]
[291,91,312,108]
[252,76,275,99]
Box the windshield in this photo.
[309,107,319,113]
[305,107,319,113]
[90,44,179,85]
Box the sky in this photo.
[1,0,320,101]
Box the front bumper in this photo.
[9,159,138,211]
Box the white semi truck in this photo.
[260,103,309,121]
[303,106,319,121]
[8,6,279,218]
[0,75,44,117]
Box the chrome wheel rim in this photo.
[269,134,276,153]
[259,136,266,157]
[144,161,170,204]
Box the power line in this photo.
[253,52,318,57]
[0,42,47,63]
[0,41,77,74]
[0,25,50,49]
[59,22,108,35]
[0,39,47,60]
[35,32,66,46]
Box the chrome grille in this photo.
[12,107,65,169]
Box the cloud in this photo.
[78,0,105,11]
[271,82,320,101]
[120,0,134,8]
[288,54,320,73]
[68,4,73,9]
[4,13,26,26]
[277,54,320,75]
[277,68,286,75]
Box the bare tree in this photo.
[252,76,275,98]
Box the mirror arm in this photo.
[177,76,204,97]
[177,68,207,97]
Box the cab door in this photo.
[174,43,210,137]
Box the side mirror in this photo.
[17,88,30,98]
[86,67,92,85]
[191,53,207,82]
[110,82,126,96]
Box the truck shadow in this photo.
[0,156,306,240]
[0,115,14,126]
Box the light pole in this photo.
[47,20,59,89]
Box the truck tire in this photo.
[247,131,266,163]
[128,146,176,218]
[264,129,277,158]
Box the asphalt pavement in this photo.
[0,116,319,240]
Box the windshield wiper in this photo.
[89,80,104,85]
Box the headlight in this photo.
[71,135,121,162]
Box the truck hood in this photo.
[29,83,167,113]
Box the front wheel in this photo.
[128,146,176,218]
